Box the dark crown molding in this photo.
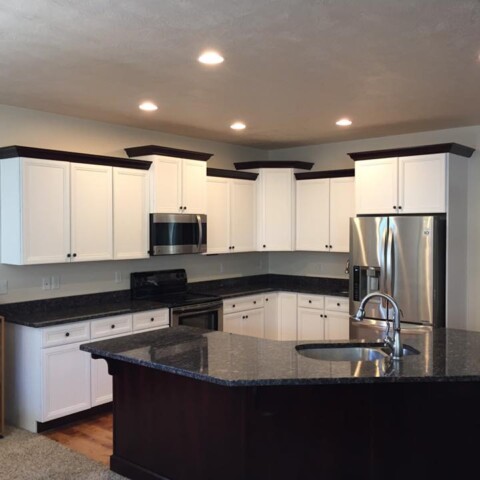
[0,146,151,170]
[295,168,355,180]
[234,161,314,170]
[124,145,213,161]
[207,168,258,180]
[348,143,475,161]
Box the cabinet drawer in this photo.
[91,314,132,339]
[297,294,324,310]
[325,296,349,313]
[42,321,90,348]
[223,295,264,314]
[133,309,170,332]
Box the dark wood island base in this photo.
[107,360,480,480]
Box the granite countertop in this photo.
[80,326,480,386]
[1,274,349,328]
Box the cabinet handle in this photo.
[151,318,155,322]
[325,245,328,249]
[393,206,397,210]
[246,315,248,319]
[184,206,187,211]
[398,206,402,210]
[263,245,266,248]
[329,245,332,249]
[65,332,70,337]
[266,298,269,302]
[308,300,312,304]
[67,253,71,258]
[72,253,77,258]
[337,303,340,307]
[253,301,256,304]
[232,304,235,308]
[320,314,323,318]
[324,314,328,318]
[111,324,115,329]
[232,246,235,250]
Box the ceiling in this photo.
[1,0,480,149]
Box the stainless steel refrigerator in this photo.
[349,215,446,340]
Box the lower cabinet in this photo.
[223,308,265,338]
[298,308,326,340]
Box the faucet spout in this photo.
[354,292,403,359]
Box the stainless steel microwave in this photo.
[149,213,207,255]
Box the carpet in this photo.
[0,426,126,480]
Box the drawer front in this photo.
[133,309,170,332]
[91,314,132,339]
[223,295,264,314]
[297,294,325,310]
[42,321,90,348]
[325,296,349,313]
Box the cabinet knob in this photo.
[111,324,115,329]
[324,314,328,318]
[398,206,402,210]
[151,318,154,322]
[266,298,269,302]
[184,206,187,211]
[308,300,312,304]
[65,332,70,337]
[253,301,256,304]
[320,314,323,318]
[263,245,266,248]
[232,304,235,308]
[67,253,71,258]
[337,303,340,307]
[232,246,235,250]
[72,253,77,258]
[393,206,397,209]
[329,245,332,249]
[246,315,248,319]
[325,245,328,249]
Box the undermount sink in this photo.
[295,343,419,362]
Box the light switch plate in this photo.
[0,280,7,294]
[114,272,122,283]
[42,277,51,290]
[51,276,60,289]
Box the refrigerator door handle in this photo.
[381,222,388,294]
[386,228,393,296]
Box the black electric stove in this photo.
[131,270,223,330]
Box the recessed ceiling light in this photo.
[336,118,352,126]
[198,51,224,65]
[230,122,246,130]
[139,101,158,112]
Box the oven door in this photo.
[171,301,223,331]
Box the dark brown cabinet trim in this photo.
[348,143,475,161]
[124,144,213,161]
[0,146,152,170]
[234,161,314,170]
[207,168,258,180]
[295,168,355,180]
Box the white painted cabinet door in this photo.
[296,179,329,251]
[223,312,244,335]
[182,159,207,214]
[206,177,230,254]
[113,167,149,259]
[150,156,182,213]
[297,308,325,341]
[91,356,112,407]
[230,179,256,252]
[243,309,265,338]
[264,293,279,340]
[278,292,298,340]
[70,163,113,262]
[258,169,294,251]
[22,159,71,264]
[324,312,350,340]
[41,342,91,421]
[398,154,446,214]
[355,158,398,215]
[329,177,355,252]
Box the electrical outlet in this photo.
[0,280,7,294]
[42,277,51,290]
[51,276,60,290]
[219,263,224,273]
[114,272,122,283]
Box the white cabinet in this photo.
[149,156,206,214]
[278,292,298,340]
[223,294,264,337]
[298,308,325,340]
[113,167,149,259]
[256,169,295,251]
[324,312,350,340]
[206,176,256,254]
[264,293,279,340]
[296,176,354,252]
[355,154,446,215]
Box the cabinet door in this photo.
[206,177,230,254]
[70,163,113,261]
[230,179,256,252]
[150,156,182,213]
[113,167,149,259]
[264,293,279,340]
[41,342,91,421]
[182,159,207,214]
[355,158,398,215]
[298,308,325,341]
[398,154,446,214]
[22,159,70,264]
[243,308,265,338]
[324,312,350,340]
[278,292,298,340]
[296,179,329,251]
[329,177,355,252]
[223,312,244,335]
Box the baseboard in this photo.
[111,455,172,480]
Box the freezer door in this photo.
[388,216,445,325]
[349,217,389,320]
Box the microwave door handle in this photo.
[196,215,203,252]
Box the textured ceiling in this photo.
[1,0,480,149]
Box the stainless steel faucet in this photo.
[352,292,403,359]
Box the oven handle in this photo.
[196,214,203,252]
[171,301,223,315]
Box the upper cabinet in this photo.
[295,170,354,252]
[0,146,151,265]
[206,169,257,254]
[125,145,213,215]
[349,143,475,216]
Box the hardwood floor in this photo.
[43,412,113,466]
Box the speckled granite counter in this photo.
[80,325,480,386]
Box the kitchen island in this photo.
[81,326,480,480]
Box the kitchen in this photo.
[1,1,480,479]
